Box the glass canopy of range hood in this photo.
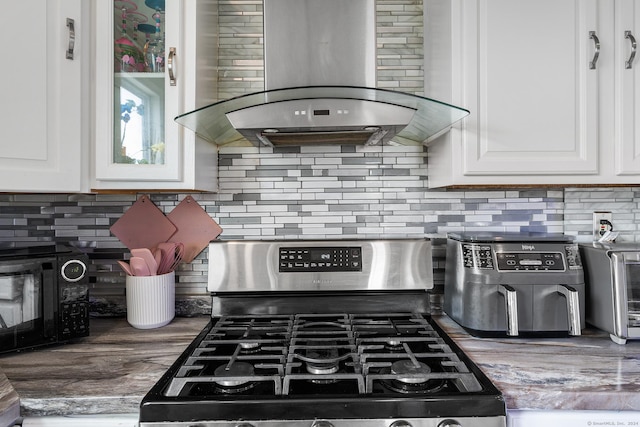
[174,86,470,147]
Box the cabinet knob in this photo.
[390,421,414,427]
[437,420,462,427]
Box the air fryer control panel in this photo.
[462,243,582,271]
[496,252,564,271]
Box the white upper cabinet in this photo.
[614,0,640,175]
[0,0,88,193]
[426,0,640,187]
[92,0,218,192]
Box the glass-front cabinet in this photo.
[93,0,218,191]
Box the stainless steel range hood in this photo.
[175,0,469,147]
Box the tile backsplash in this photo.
[3,142,635,316]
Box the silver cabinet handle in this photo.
[66,18,75,60]
[589,31,600,69]
[625,30,637,69]
[498,284,519,336]
[168,47,176,86]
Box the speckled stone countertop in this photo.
[433,315,640,411]
[0,315,638,420]
[0,316,210,418]
[0,372,19,427]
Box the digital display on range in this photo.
[309,249,332,262]
[279,247,362,272]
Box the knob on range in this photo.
[388,422,462,427]
[192,418,462,427]
[189,425,256,427]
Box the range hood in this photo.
[175,0,469,147]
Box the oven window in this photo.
[624,261,640,327]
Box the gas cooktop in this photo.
[140,312,504,425]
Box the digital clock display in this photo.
[61,260,86,282]
[309,249,332,262]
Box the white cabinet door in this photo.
[0,0,87,193]
[426,0,602,187]
[92,0,217,192]
[615,0,640,175]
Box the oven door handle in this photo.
[498,284,519,336]
[42,264,57,338]
[609,252,630,340]
[557,284,581,336]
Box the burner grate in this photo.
[162,313,485,397]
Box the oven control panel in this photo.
[279,247,362,272]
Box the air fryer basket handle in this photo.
[498,284,519,336]
[557,284,582,336]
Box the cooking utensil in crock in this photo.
[131,248,158,275]
[156,242,174,275]
[153,248,162,270]
[168,242,185,273]
[117,260,134,276]
[156,242,184,274]
[130,256,151,276]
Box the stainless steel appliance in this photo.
[139,239,506,427]
[0,245,89,354]
[444,232,585,338]
[579,242,640,345]
[174,0,469,148]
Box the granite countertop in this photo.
[0,316,210,418]
[433,315,640,411]
[0,315,639,421]
[0,373,19,427]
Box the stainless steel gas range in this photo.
[139,239,506,427]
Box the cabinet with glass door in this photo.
[93,0,218,191]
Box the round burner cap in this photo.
[390,360,431,384]
[214,362,255,387]
[306,362,340,375]
[240,340,261,350]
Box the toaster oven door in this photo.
[610,252,640,338]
